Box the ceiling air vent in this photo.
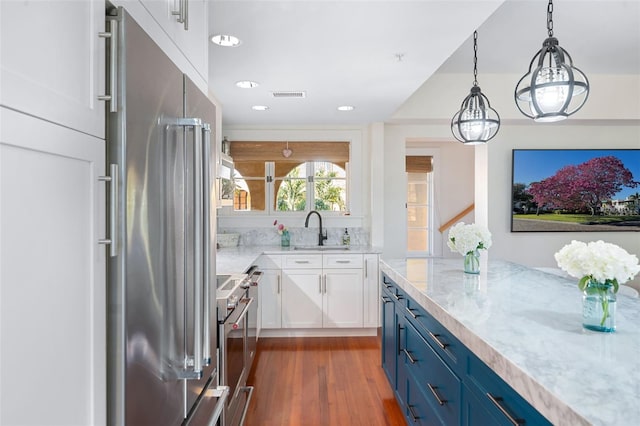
[271,91,306,98]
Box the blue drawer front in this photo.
[466,354,552,426]
[403,318,461,426]
[406,297,463,373]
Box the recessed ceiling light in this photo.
[337,105,355,111]
[236,80,259,89]
[252,105,269,111]
[210,34,241,47]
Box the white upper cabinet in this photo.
[139,0,208,81]
[0,0,105,139]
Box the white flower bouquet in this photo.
[554,240,640,292]
[447,222,492,256]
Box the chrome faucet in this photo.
[304,210,328,246]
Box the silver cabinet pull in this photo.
[364,259,368,278]
[323,274,327,294]
[427,383,447,406]
[183,0,189,31]
[335,260,350,264]
[427,330,448,350]
[380,296,391,304]
[486,394,525,425]
[98,164,118,257]
[201,123,212,366]
[407,404,419,422]
[172,0,188,30]
[98,18,117,112]
[405,307,419,319]
[295,260,310,264]
[403,348,416,364]
[277,274,281,294]
[392,292,403,301]
[318,275,322,293]
[397,324,403,355]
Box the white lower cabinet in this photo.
[257,254,282,329]
[363,253,380,327]
[323,268,364,327]
[258,252,377,332]
[260,269,283,329]
[0,107,106,426]
[282,268,324,328]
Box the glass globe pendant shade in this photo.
[451,86,500,145]
[515,37,589,122]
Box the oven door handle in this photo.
[232,297,254,330]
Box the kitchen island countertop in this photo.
[380,257,640,426]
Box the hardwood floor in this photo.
[244,336,405,426]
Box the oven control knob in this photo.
[227,295,238,310]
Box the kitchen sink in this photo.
[294,246,350,251]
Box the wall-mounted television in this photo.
[511,149,640,232]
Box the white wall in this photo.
[381,125,475,259]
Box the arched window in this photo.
[228,141,350,214]
[276,161,347,212]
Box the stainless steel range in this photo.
[216,272,254,426]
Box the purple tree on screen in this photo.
[527,156,638,215]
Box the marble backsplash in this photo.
[218,226,370,247]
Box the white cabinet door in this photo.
[260,270,282,329]
[139,0,208,81]
[0,108,106,426]
[282,269,323,328]
[324,269,364,328]
[0,0,105,138]
[363,254,380,327]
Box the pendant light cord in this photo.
[472,31,478,86]
[547,0,554,37]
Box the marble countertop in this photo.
[380,257,640,426]
[216,245,380,275]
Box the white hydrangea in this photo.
[554,240,640,285]
[447,222,493,256]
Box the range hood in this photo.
[218,152,234,179]
[218,136,234,179]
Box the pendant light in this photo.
[451,31,500,145]
[514,0,589,122]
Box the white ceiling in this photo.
[208,0,640,126]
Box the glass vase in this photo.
[463,250,480,274]
[582,280,616,332]
[280,231,290,247]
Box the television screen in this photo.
[511,149,640,232]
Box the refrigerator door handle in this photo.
[201,122,212,366]
[191,117,204,378]
[172,117,204,380]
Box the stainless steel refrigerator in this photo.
[104,7,226,425]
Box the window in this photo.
[229,141,349,214]
[276,161,347,212]
[406,156,433,255]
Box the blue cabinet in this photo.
[381,273,551,426]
